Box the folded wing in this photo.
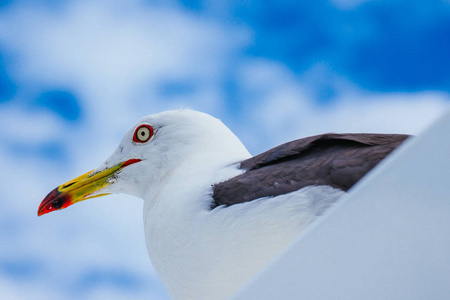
[212,133,409,209]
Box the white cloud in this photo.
[0,0,249,125]
[0,103,63,144]
[0,277,61,300]
[233,59,449,153]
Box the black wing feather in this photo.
[212,133,409,209]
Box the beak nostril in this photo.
[62,182,76,189]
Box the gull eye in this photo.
[133,124,154,143]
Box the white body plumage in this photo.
[121,110,344,299]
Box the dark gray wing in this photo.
[211,133,409,209]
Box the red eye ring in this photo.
[133,124,154,143]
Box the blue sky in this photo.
[0,0,449,299]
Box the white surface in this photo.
[233,109,450,300]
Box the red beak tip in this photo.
[38,186,72,217]
[37,205,50,217]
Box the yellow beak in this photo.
[37,159,141,216]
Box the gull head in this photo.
[38,109,249,216]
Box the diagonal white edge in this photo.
[232,108,450,300]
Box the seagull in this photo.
[38,109,408,300]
